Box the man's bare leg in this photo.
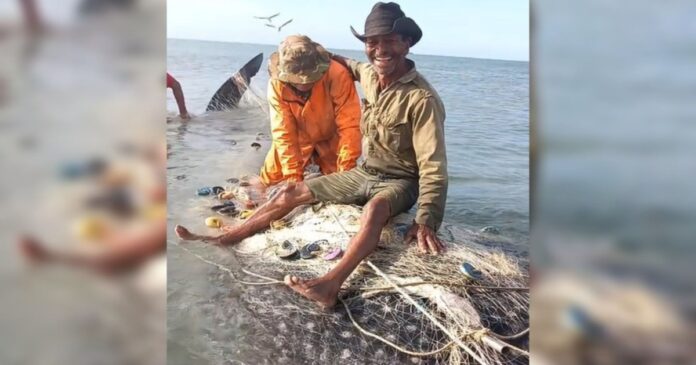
[19,236,52,263]
[175,182,314,245]
[20,236,121,273]
[285,197,391,309]
[19,220,166,274]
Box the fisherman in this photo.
[259,35,361,186]
[175,2,447,309]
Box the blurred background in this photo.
[0,0,166,365]
[1,0,695,364]
[532,0,696,363]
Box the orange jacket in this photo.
[260,60,361,185]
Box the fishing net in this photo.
[177,196,529,364]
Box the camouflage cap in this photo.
[269,35,331,84]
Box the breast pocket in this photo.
[380,119,411,155]
[360,101,374,135]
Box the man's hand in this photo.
[405,222,446,255]
[285,174,304,184]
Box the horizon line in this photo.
[167,37,529,63]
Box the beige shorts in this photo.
[305,166,418,217]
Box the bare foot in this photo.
[19,236,52,264]
[174,225,200,241]
[175,225,239,246]
[175,225,219,243]
[284,275,339,310]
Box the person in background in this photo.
[19,0,42,33]
[167,73,190,120]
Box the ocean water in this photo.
[166,38,528,364]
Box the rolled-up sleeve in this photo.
[411,95,448,231]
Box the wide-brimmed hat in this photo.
[268,35,330,84]
[350,2,422,46]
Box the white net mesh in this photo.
[176,203,529,364]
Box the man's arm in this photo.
[20,0,42,33]
[268,80,303,181]
[331,54,371,83]
[407,95,447,254]
[167,74,190,119]
[329,63,362,171]
[410,95,448,252]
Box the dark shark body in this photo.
[206,53,264,111]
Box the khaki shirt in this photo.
[345,58,448,231]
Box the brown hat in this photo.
[350,2,422,46]
[268,35,331,84]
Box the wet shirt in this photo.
[344,58,448,231]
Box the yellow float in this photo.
[205,216,222,228]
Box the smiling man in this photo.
[174,1,447,309]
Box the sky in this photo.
[167,0,529,61]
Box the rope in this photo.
[471,328,491,342]
[174,243,282,285]
[339,297,456,357]
[325,203,353,241]
[240,267,279,283]
[347,282,529,292]
[366,261,489,365]
[489,328,530,357]
[492,328,529,340]
[326,204,494,365]
[505,343,530,357]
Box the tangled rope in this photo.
[366,260,489,364]
[325,204,529,361]
[339,296,457,357]
[174,243,281,286]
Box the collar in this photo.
[396,59,418,84]
[281,82,315,105]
